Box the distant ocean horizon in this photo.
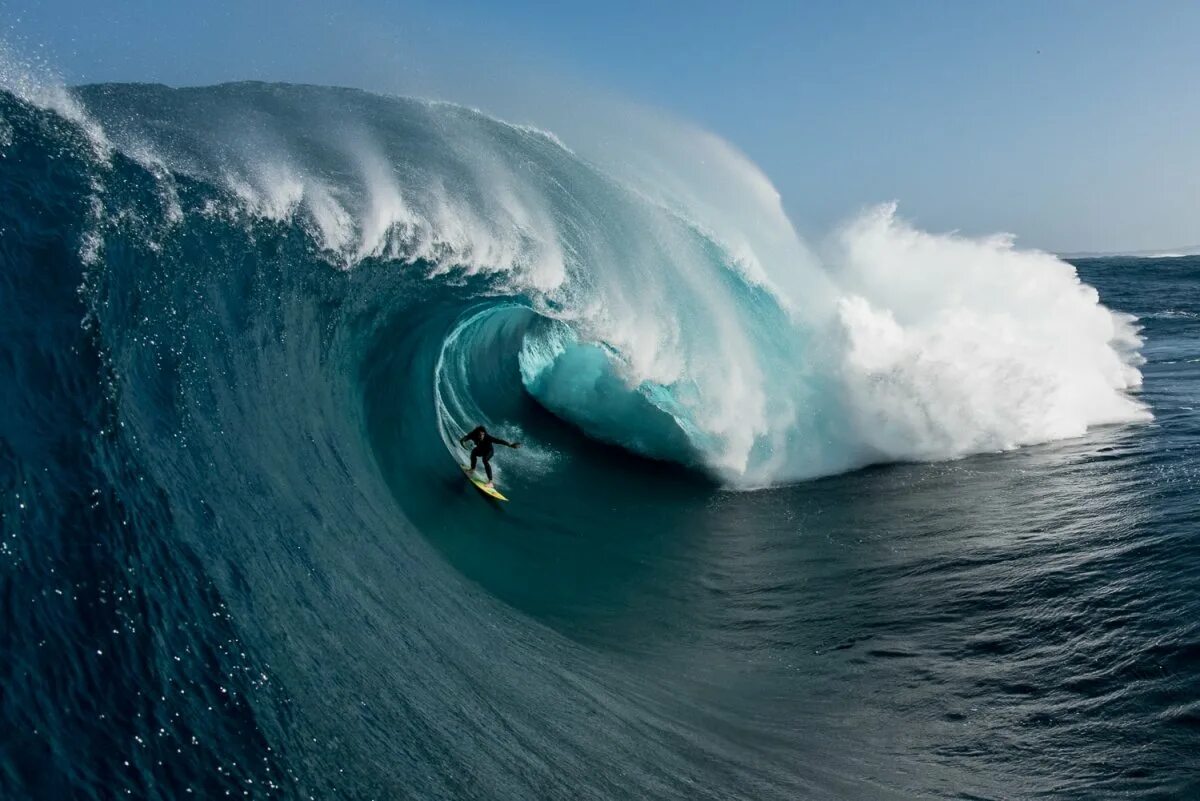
[1058,246,1200,259]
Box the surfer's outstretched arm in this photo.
[489,437,521,449]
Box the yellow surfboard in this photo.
[462,466,508,501]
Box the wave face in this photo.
[4,80,1194,801]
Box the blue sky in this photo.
[4,0,1198,252]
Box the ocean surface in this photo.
[1,81,1197,800]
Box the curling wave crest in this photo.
[14,78,1149,486]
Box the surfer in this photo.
[460,426,521,486]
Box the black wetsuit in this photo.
[459,426,514,481]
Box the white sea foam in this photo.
[828,204,1150,466]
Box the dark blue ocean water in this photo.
[1,83,1197,799]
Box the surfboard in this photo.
[462,466,508,501]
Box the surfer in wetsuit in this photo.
[460,426,521,486]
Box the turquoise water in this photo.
[1,82,1196,799]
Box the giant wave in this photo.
[3,75,1148,489]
